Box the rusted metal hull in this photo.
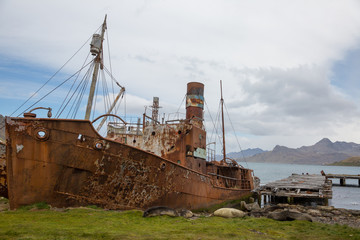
[6,117,253,210]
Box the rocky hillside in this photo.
[216,148,266,161]
[0,115,4,142]
[244,138,360,165]
[330,156,360,166]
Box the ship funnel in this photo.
[186,82,204,124]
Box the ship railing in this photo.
[207,172,251,189]
[167,112,186,122]
[206,142,216,162]
[143,114,160,124]
[165,119,187,124]
[108,117,143,136]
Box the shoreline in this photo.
[251,203,360,229]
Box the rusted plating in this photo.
[5,117,254,210]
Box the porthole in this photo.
[38,131,46,138]
[35,128,49,141]
[160,162,166,170]
[94,141,104,150]
[152,131,156,136]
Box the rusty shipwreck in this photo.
[4,16,255,210]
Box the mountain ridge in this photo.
[244,138,360,165]
[216,148,266,161]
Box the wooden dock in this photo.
[257,174,332,206]
[322,172,360,186]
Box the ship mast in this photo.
[85,15,107,120]
[220,80,226,162]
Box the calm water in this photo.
[238,161,360,210]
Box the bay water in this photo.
[238,161,360,210]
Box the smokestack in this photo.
[186,82,204,124]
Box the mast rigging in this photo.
[85,15,107,120]
[220,80,226,162]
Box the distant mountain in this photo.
[0,115,4,142]
[245,138,360,165]
[216,148,266,161]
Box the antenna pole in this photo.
[85,15,107,120]
[220,80,226,162]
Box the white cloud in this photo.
[1,0,360,150]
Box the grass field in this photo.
[0,204,359,240]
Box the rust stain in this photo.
[4,82,255,210]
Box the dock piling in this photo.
[322,172,360,187]
[257,174,332,206]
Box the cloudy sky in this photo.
[1,0,360,151]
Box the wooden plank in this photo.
[326,174,360,180]
[258,174,332,200]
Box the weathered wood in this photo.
[325,174,360,180]
[257,174,332,205]
[324,173,360,186]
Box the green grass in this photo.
[330,156,360,166]
[18,202,50,211]
[0,207,359,240]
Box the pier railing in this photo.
[322,171,360,186]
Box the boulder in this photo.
[240,201,261,211]
[240,201,247,211]
[214,208,247,218]
[246,202,261,211]
[317,206,334,211]
[264,205,283,212]
[249,211,268,218]
[307,209,321,217]
[0,202,8,211]
[288,210,313,222]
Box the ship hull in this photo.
[6,117,253,210]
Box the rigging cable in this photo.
[11,28,100,117]
[58,62,93,118]
[206,99,223,154]
[68,62,94,119]
[101,70,111,113]
[103,65,123,88]
[19,61,93,117]
[55,52,92,118]
[105,29,115,98]
[92,71,101,120]
[223,101,249,168]
[103,65,125,118]
[176,94,186,115]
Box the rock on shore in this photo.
[247,203,360,228]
